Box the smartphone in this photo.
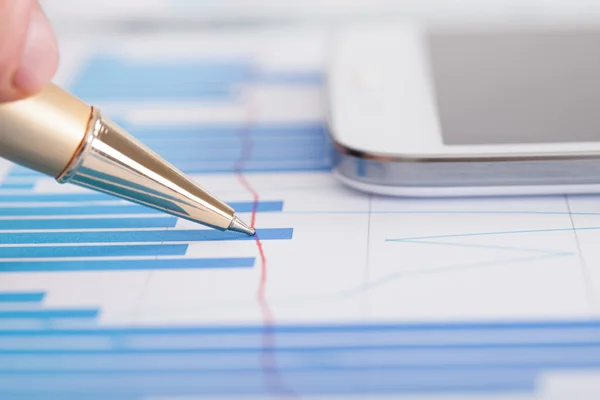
[326,21,600,197]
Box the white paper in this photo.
[0,26,599,399]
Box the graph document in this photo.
[2,26,600,399]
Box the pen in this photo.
[0,83,255,236]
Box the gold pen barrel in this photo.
[0,84,90,177]
[0,83,247,233]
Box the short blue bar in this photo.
[127,123,327,140]
[0,201,283,217]
[0,309,98,319]
[71,58,251,100]
[183,165,332,174]
[179,159,331,174]
[0,244,187,258]
[5,164,43,178]
[6,170,42,178]
[0,182,35,190]
[74,84,234,101]
[76,57,251,81]
[0,193,111,202]
[0,217,177,230]
[141,134,327,150]
[0,292,44,302]
[0,395,135,400]
[0,257,255,272]
[159,147,327,163]
[0,228,292,244]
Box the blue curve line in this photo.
[386,226,600,242]
[343,253,572,296]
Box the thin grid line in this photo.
[362,194,372,317]
[565,194,597,312]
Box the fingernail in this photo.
[12,7,58,93]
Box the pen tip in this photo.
[228,215,256,236]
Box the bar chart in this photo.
[1,27,600,399]
[1,289,600,397]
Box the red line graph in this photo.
[234,98,296,398]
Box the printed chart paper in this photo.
[1,27,600,399]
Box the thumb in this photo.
[0,0,59,103]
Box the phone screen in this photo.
[426,26,600,145]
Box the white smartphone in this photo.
[326,20,600,197]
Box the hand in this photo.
[0,0,58,103]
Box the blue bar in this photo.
[1,343,590,354]
[0,369,535,396]
[4,165,41,177]
[4,340,600,354]
[71,65,322,105]
[0,395,136,400]
[3,353,600,373]
[0,309,98,319]
[141,135,327,150]
[3,319,600,336]
[77,57,252,81]
[0,365,540,375]
[5,345,600,370]
[0,364,577,376]
[0,217,177,230]
[159,147,328,162]
[6,170,42,178]
[0,182,34,190]
[74,84,234,101]
[0,244,187,258]
[179,159,331,174]
[167,155,327,166]
[0,193,112,202]
[0,395,135,400]
[127,123,327,140]
[0,200,283,217]
[145,138,330,166]
[71,57,252,100]
[171,157,330,172]
[0,228,292,244]
[5,166,42,179]
[0,292,44,302]
[0,257,255,272]
[183,165,332,174]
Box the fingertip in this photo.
[11,5,59,97]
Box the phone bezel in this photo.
[326,21,600,162]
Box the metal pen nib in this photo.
[228,216,256,236]
[55,108,255,235]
